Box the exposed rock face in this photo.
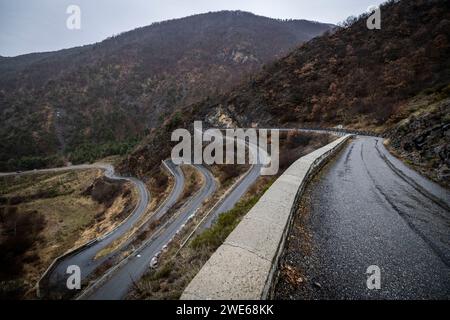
[206,107,236,128]
[387,97,450,188]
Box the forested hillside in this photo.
[0,11,332,171]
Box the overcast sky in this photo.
[0,0,386,57]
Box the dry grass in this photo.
[180,165,204,200]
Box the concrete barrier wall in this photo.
[181,134,352,300]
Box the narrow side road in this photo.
[275,136,450,299]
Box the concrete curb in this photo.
[181,134,353,300]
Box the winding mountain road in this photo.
[3,143,262,299]
[7,163,151,297]
[276,136,450,299]
[2,161,187,298]
[81,164,217,300]
[77,127,279,299]
[43,161,188,297]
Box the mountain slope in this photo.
[206,0,450,128]
[121,0,450,185]
[0,11,333,170]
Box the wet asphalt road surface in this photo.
[275,136,450,300]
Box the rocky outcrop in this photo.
[387,97,450,188]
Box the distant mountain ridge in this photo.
[0,11,333,170]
